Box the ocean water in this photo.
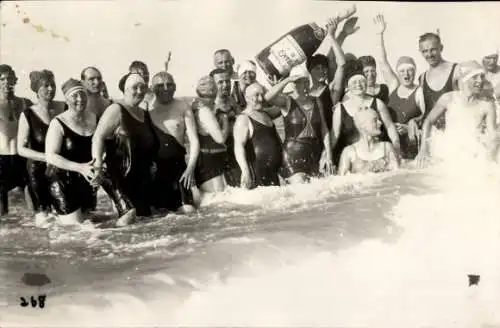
[2,128,500,327]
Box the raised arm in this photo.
[91,103,121,168]
[17,112,45,162]
[375,99,401,155]
[373,14,399,93]
[327,18,347,104]
[265,75,301,108]
[233,114,252,188]
[198,105,226,144]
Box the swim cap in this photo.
[396,56,416,70]
[457,60,485,83]
[118,72,145,93]
[151,71,174,86]
[0,64,14,76]
[196,75,217,98]
[283,64,311,93]
[61,78,85,97]
[237,60,256,76]
[29,70,55,92]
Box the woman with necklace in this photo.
[265,65,334,184]
[0,65,34,216]
[45,79,99,225]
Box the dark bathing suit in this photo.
[195,133,227,187]
[23,108,53,212]
[372,84,390,104]
[332,98,389,166]
[217,104,242,188]
[244,115,283,188]
[281,97,324,179]
[388,88,421,160]
[104,104,157,217]
[420,63,457,130]
[150,125,194,211]
[46,119,96,215]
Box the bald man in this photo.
[149,71,198,213]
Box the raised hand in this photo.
[326,16,340,37]
[340,16,360,36]
[373,14,387,35]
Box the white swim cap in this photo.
[237,60,257,76]
[283,64,311,93]
[457,60,486,83]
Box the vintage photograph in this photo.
[1,0,500,326]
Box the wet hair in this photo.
[29,70,55,93]
[358,56,377,69]
[418,32,442,45]
[209,68,229,77]
[306,54,329,71]
[0,64,17,85]
[151,71,175,85]
[129,61,149,73]
[80,66,102,80]
[343,59,364,82]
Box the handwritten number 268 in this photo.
[20,295,46,308]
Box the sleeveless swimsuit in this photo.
[332,98,389,166]
[371,84,390,104]
[281,97,323,179]
[0,97,32,215]
[104,104,157,217]
[244,115,283,188]
[421,63,457,130]
[195,133,227,187]
[150,124,194,211]
[350,143,391,174]
[388,88,421,160]
[216,100,242,188]
[23,108,53,212]
[46,119,96,215]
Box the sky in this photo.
[1,0,499,100]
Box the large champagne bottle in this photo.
[255,6,356,84]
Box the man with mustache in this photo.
[418,32,460,130]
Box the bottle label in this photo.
[268,35,307,76]
[309,22,326,40]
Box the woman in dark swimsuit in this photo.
[373,14,424,160]
[265,65,333,184]
[234,82,283,189]
[307,16,346,133]
[192,76,227,193]
[17,70,66,225]
[358,55,390,104]
[92,73,157,220]
[331,67,401,167]
[44,79,99,225]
